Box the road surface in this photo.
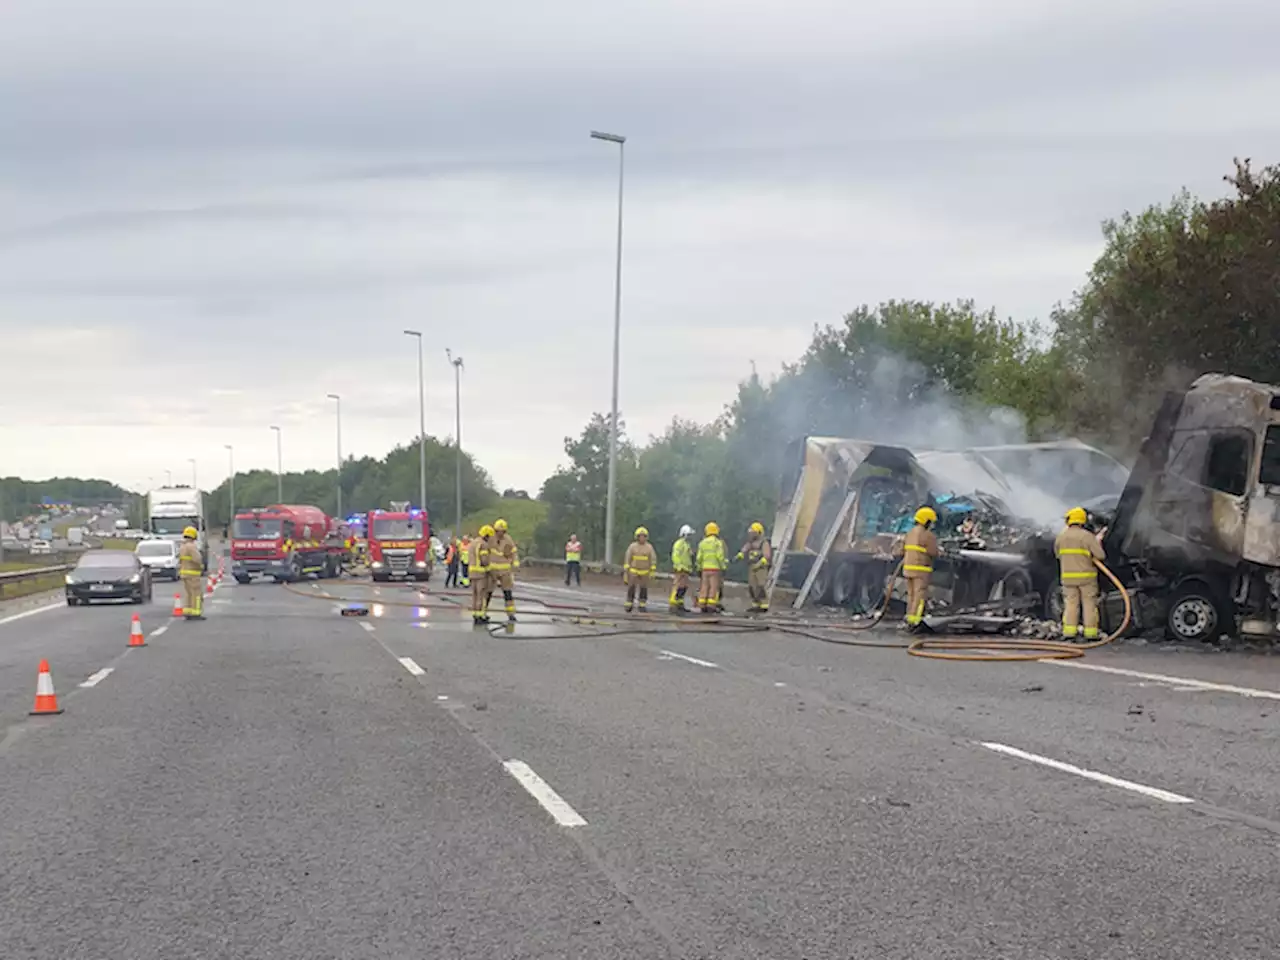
[2,574,1279,959]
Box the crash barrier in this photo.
[282,558,1132,663]
[0,565,71,602]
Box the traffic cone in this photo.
[30,660,63,716]
[206,579,215,595]
[172,593,183,616]
[128,613,146,647]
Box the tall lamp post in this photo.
[403,330,427,511]
[270,425,283,501]
[188,457,197,490]
[446,349,464,535]
[327,394,343,519]
[225,445,235,529]
[590,128,626,564]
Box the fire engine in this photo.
[366,505,431,582]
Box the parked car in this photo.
[65,550,152,605]
[29,539,53,555]
[135,538,179,580]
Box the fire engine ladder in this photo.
[793,488,858,610]
[766,467,809,597]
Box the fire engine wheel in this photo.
[829,561,855,607]
[235,575,251,585]
[1166,581,1228,643]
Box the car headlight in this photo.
[65,574,76,585]
[371,561,384,569]
[415,560,427,568]
[129,574,141,583]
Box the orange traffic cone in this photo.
[206,579,215,595]
[128,613,146,647]
[172,593,183,617]
[30,660,63,716]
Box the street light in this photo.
[224,445,235,528]
[165,469,172,487]
[403,329,427,512]
[590,128,626,565]
[327,394,343,519]
[188,458,197,490]
[446,349,464,535]
[270,425,283,501]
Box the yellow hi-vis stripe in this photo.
[905,544,929,552]
[1058,548,1092,556]
[1061,571,1096,580]
[904,564,933,573]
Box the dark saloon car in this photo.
[65,550,152,605]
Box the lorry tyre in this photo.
[1165,580,1231,643]
[235,575,251,585]
[830,560,855,607]
[809,563,835,606]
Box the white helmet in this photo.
[679,524,694,537]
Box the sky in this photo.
[3,0,1279,495]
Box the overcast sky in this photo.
[3,0,1279,496]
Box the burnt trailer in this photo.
[1101,374,1280,642]
[767,439,1127,619]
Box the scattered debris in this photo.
[1127,704,1144,716]
[1021,684,1045,694]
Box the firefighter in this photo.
[696,522,727,614]
[735,521,773,613]
[444,536,460,588]
[623,527,658,612]
[177,526,206,620]
[669,524,695,613]
[469,525,494,624]
[458,533,472,587]
[902,506,940,629]
[489,518,519,622]
[564,534,583,586]
[1056,506,1105,640]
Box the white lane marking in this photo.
[150,624,169,639]
[436,695,449,701]
[1045,660,1280,701]
[79,668,114,688]
[0,602,64,627]
[398,656,426,676]
[981,741,1195,804]
[659,649,719,668]
[502,760,588,827]
[359,621,376,633]
[774,682,787,687]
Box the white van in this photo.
[135,538,179,580]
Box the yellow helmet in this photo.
[705,522,720,537]
[183,526,198,539]
[494,518,508,532]
[914,507,938,526]
[634,526,649,538]
[479,524,495,538]
[749,521,764,535]
[1066,507,1088,526]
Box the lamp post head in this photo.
[590,130,626,144]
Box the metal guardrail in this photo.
[0,564,71,601]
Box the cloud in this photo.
[2,0,1280,494]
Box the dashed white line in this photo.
[659,649,719,668]
[398,656,425,676]
[436,695,449,701]
[359,621,376,633]
[1044,660,1280,701]
[79,668,114,688]
[0,602,64,627]
[150,624,169,639]
[503,760,588,827]
[981,741,1195,804]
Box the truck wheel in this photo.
[1166,580,1230,643]
[809,563,834,606]
[235,575,251,585]
[830,560,855,607]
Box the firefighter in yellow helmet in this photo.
[469,525,495,625]
[669,524,695,613]
[177,526,206,620]
[489,518,519,622]
[735,521,773,613]
[1055,506,1105,639]
[696,522,728,613]
[622,526,658,612]
[901,506,940,629]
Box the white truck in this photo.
[147,487,207,566]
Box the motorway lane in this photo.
[5,573,1280,958]
[0,581,176,730]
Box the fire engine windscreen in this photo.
[233,518,283,538]
[373,518,424,539]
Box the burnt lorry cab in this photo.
[1102,374,1280,642]
[767,438,1118,617]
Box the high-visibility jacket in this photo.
[671,537,693,573]
[696,535,727,572]
[565,539,582,562]
[445,544,456,565]
[624,540,658,577]
[490,532,519,572]
[1055,525,1104,583]
[178,541,203,578]
[902,524,939,579]
[459,538,471,564]
[469,537,492,573]
[737,534,772,569]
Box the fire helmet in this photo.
[1066,507,1088,526]
[705,522,720,537]
[914,507,938,526]
[183,526,198,539]
[494,518,509,532]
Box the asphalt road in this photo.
[3,572,1280,959]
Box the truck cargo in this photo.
[147,486,206,565]
[366,507,431,582]
[230,504,350,583]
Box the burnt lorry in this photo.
[1097,373,1280,642]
